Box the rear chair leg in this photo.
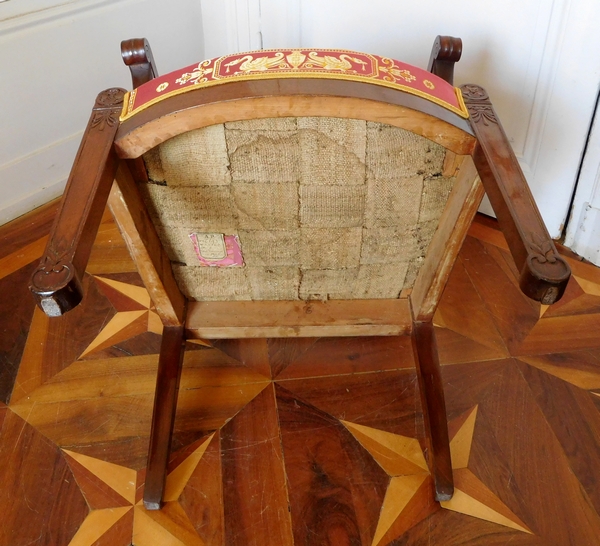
[144,326,186,510]
[411,320,453,501]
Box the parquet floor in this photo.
[2,203,600,545]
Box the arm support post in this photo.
[29,88,126,316]
[461,84,570,304]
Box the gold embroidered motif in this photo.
[379,57,417,83]
[286,50,307,69]
[156,82,169,92]
[176,61,214,85]
[304,52,368,71]
[120,49,470,121]
[224,52,286,73]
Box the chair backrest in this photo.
[29,42,570,325]
[113,48,481,317]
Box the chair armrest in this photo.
[427,35,462,85]
[461,84,571,304]
[29,88,125,316]
[121,38,158,88]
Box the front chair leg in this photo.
[144,325,186,510]
[411,320,453,501]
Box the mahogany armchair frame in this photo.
[30,36,570,510]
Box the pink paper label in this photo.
[189,233,244,267]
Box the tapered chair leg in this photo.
[411,320,453,501]
[144,325,186,510]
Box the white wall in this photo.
[0,0,204,225]
[200,0,600,239]
[5,0,600,242]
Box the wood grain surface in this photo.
[2,206,600,545]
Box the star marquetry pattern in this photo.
[64,435,214,546]
[79,277,163,358]
[344,406,531,545]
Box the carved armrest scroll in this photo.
[462,84,570,304]
[30,88,126,316]
[121,38,158,88]
[427,35,462,85]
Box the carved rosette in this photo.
[30,237,83,316]
[461,84,498,126]
[519,232,571,304]
[91,88,126,131]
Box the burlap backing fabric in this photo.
[140,117,456,301]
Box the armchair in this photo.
[30,36,570,511]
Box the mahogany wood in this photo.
[0,199,58,261]
[427,35,462,85]
[185,299,413,339]
[25,37,574,516]
[411,156,485,321]
[461,84,571,304]
[411,319,453,501]
[144,325,186,510]
[115,81,475,158]
[29,88,126,316]
[120,38,158,88]
[7,203,600,543]
[109,164,186,326]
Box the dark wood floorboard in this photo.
[1,207,600,545]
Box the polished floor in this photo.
[1,202,600,545]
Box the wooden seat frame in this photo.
[30,36,570,510]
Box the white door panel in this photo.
[201,0,600,238]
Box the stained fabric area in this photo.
[139,117,456,301]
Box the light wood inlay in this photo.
[68,507,132,546]
[3,204,600,545]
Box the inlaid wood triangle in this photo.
[178,433,224,545]
[64,452,131,509]
[519,354,600,390]
[133,503,205,546]
[441,468,531,533]
[95,276,151,308]
[342,405,534,542]
[435,257,508,357]
[64,450,137,504]
[10,306,49,403]
[517,313,600,355]
[371,474,433,546]
[163,434,214,502]
[87,508,135,546]
[575,275,600,296]
[342,420,428,475]
[449,406,478,469]
[459,237,541,352]
[80,310,149,357]
[67,507,132,546]
[541,275,600,318]
[436,328,508,365]
[77,276,164,358]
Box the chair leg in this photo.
[144,325,186,510]
[411,320,454,501]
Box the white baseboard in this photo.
[0,132,81,225]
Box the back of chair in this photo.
[110,48,483,314]
[29,44,570,325]
[139,116,457,302]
